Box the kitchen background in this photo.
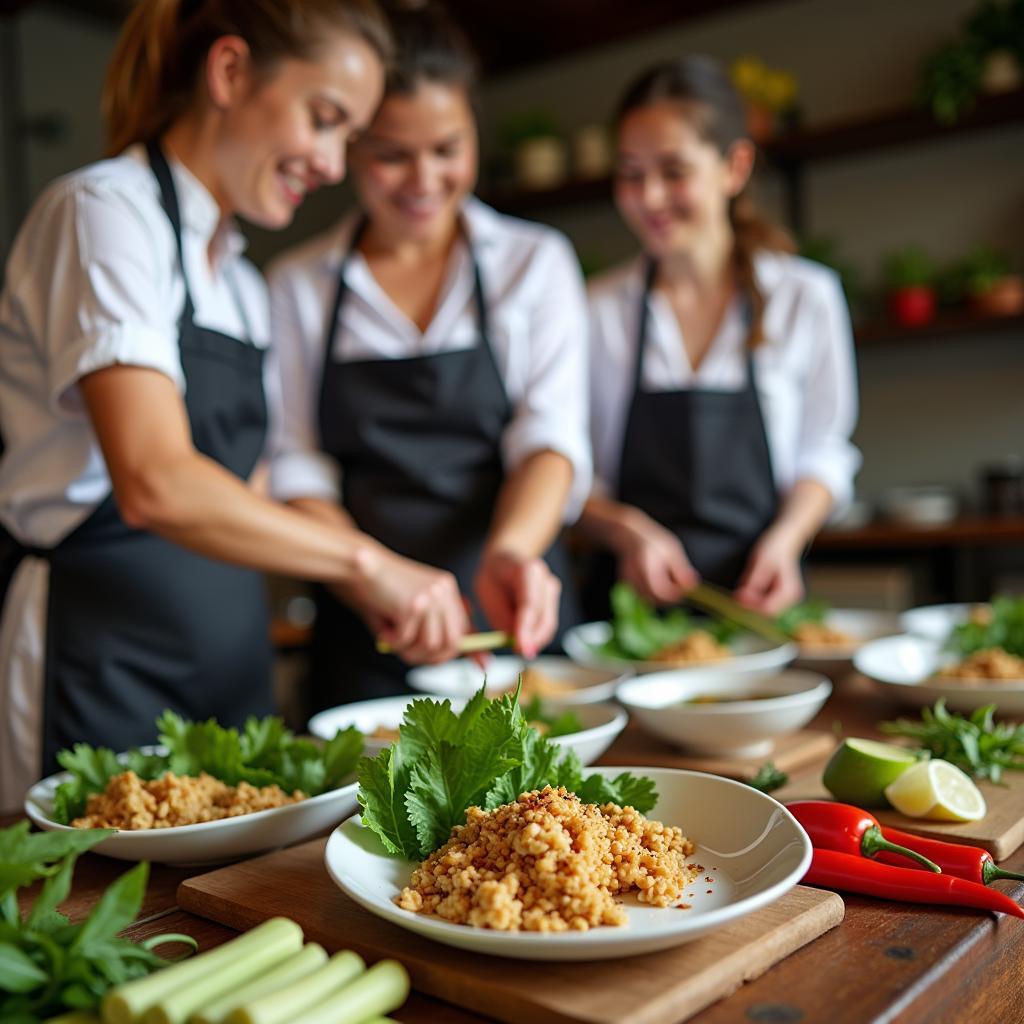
[1,0,1023,611]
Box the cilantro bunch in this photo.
[52,711,363,824]
[775,598,830,638]
[947,595,1024,658]
[357,687,657,860]
[0,823,193,1021]
[598,582,738,661]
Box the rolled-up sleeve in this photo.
[794,271,861,515]
[501,234,592,522]
[266,263,340,503]
[36,182,184,417]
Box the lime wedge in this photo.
[884,759,987,822]
[822,738,919,808]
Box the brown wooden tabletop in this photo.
[9,676,1024,1024]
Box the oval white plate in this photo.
[563,621,797,677]
[325,767,811,961]
[24,765,359,866]
[792,608,902,666]
[853,633,1024,715]
[309,696,627,767]
[406,655,630,706]
[899,603,978,642]
[617,670,832,758]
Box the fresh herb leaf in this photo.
[879,699,1024,782]
[0,823,113,896]
[520,696,582,738]
[947,595,1024,658]
[747,763,789,793]
[776,599,830,638]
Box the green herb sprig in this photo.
[747,763,789,793]
[946,596,1024,659]
[879,699,1024,783]
[520,696,582,738]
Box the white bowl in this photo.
[793,608,902,669]
[324,767,812,961]
[854,633,1024,715]
[617,670,832,758]
[563,620,797,677]
[24,768,359,866]
[405,654,629,706]
[899,602,977,642]
[309,696,628,766]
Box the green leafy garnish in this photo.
[598,582,738,660]
[520,696,582,738]
[52,712,364,824]
[746,763,789,793]
[879,699,1024,783]
[947,596,1024,658]
[775,599,830,638]
[0,823,195,1019]
[357,686,657,860]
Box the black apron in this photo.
[0,141,272,776]
[586,261,778,616]
[310,221,579,709]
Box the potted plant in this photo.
[882,246,937,327]
[961,246,1024,316]
[499,110,567,191]
[730,56,799,142]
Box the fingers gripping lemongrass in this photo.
[286,961,410,1024]
[192,943,328,1024]
[226,950,364,1024]
[100,918,302,1024]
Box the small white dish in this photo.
[324,767,812,961]
[793,608,902,669]
[405,654,629,706]
[562,621,797,677]
[854,633,1024,715]
[309,696,628,767]
[617,670,832,758]
[899,603,978,642]
[24,768,359,866]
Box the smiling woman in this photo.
[0,0,488,810]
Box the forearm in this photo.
[577,494,644,553]
[764,478,834,554]
[484,449,572,559]
[288,495,358,532]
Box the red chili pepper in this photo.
[876,826,1024,887]
[803,849,1024,917]
[787,801,940,871]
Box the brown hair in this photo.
[616,54,795,349]
[102,0,393,157]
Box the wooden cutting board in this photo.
[776,767,1024,861]
[178,839,844,1024]
[601,727,836,781]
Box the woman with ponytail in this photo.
[0,0,475,806]
[268,1,591,708]
[580,55,860,615]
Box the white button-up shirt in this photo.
[587,251,861,513]
[267,197,592,521]
[0,144,272,548]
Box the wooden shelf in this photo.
[854,309,1024,346]
[814,516,1024,551]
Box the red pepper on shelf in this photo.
[876,826,1024,887]
[787,801,941,871]
[803,849,1024,917]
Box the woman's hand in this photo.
[615,507,698,605]
[342,546,470,664]
[474,550,561,659]
[733,528,805,615]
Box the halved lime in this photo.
[884,759,987,822]
[822,738,919,808]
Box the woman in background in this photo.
[580,55,860,615]
[269,1,591,708]
[0,0,469,806]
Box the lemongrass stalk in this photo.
[287,960,410,1024]
[101,918,302,1024]
[226,950,364,1024]
[191,943,328,1024]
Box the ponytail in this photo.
[101,0,392,157]
[616,55,795,349]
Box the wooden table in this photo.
[10,679,1024,1024]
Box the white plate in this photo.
[899,603,977,642]
[406,655,630,706]
[24,762,359,866]
[793,608,903,667]
[853,633,1024,715]
[324,767,811,961]
[617,670,832,758]
[563,621,797,677]
[309,696,628,767]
